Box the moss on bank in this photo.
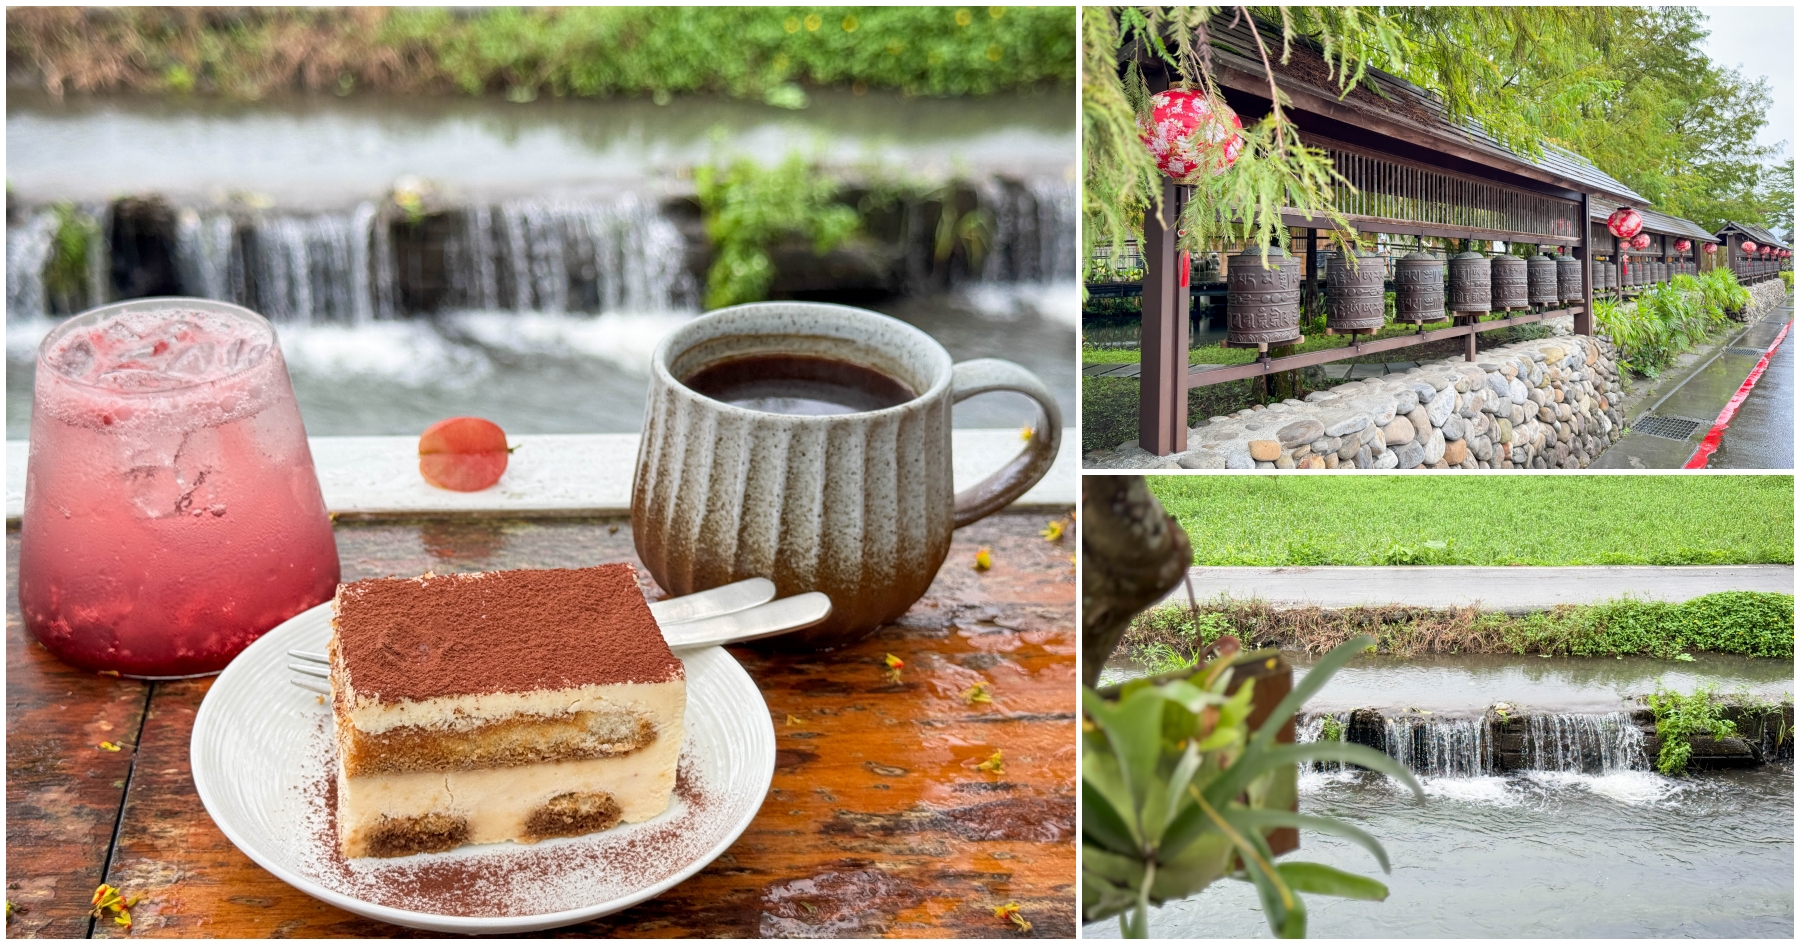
[1121,592,1796,663]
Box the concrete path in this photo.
[1157,565,1795,614]
[1592,296,1793,469]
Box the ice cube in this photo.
[167,342,217,377]
[54,339,96,378]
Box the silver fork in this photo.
[287,577,830,695]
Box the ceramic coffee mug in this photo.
[632,302,1062,648]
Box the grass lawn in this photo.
[1149,475,1796,565]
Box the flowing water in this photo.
[1092,653,1794,936]
[6,91,1077,437]
[1086,765,1793,938]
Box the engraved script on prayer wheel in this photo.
[1448,252,1491,314]
[1226,246,1301,345]
[1395,251,1445,323]
[1527,253,1558,306]
[1490,254,1528,311]
[1326,251,1387,331]
[1557,254,1583,302]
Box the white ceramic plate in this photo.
[191,602,774,933]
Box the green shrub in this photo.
[695,154,860,308]
[1645,684,1738,775]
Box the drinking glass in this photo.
[18,298,340,677]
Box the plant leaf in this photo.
[1276,861,1391,901]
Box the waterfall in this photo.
[1522,712,1647,775]
[248,209,375,325]
[973,177,1076,284]
[7,208,60,319]
[1297,711,1354,773]
[1028,177,1077,281]
[455,195,696,315]
[1383,715,1491,778]
[174,209,236,302]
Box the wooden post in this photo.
[1576,193,1593,336]
[1139,180,1188,455]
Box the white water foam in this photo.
[1523,770,1687,806]
[446,311,693,372]
[276,321,490,388]
[955,281,1081,328]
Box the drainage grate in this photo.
[1631,415,1705,440]
[1726,346,1767,356]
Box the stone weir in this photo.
[1091,333,1624,471]
[4,176,1075,323]
[1301,703,1795,776]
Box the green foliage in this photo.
[1083,636,1420,938]
[1646,685,1738,775]
[1146,475,1795,566]
[694,154,861,308]
[1317,715,1344,743]
[1122,592,1796,662]
[1596,271,1745,376]
[1082,7,1355,274]
[1783,271,1793,291]
[8,7,1074,101]
[1498,593,1795,660]
[1381,540,1449,566]
[44,202,101,314]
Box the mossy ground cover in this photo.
[1150,476,1795,566]
[1121,592,1796,664]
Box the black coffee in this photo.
[681,354,917,415]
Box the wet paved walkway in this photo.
[1705,305,1794,469]
[1593,295,1794,469]
[1158,565,1795,614]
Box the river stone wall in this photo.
[1089,333,1621,470]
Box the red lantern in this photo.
[1704,243,1717,255]
[1631,233,1651,250]
[1606,207,1644,239]
[1138,89,1244,181]
[1674,239,1691,252]
[1742,240,1758,254]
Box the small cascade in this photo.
[7,208,61,319]
[1297,711,1354,773]
[247,206,380,325]
[174,209,238,303]
[1522,712,1647,775]
[974,177,1077,283]
[1383,715,1491,778]
[451,195,696,315]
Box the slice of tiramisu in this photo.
[328,564,685,858]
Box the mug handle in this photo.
[949,359,1064,528]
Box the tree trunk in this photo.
[1081,475,1194,689]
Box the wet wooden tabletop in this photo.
[6,510,1076,938]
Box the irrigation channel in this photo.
[6,89,1077,437]
[1090,653,1795,937]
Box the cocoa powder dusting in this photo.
[334,564,682,702]
[298,719,718,919]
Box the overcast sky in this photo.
[1698,5,1794,166]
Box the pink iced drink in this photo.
[19,300,340,677]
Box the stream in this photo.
[6,90,1077,438]
[1089,652,1795,937]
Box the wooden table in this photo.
[6,511,1076,938]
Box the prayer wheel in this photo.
[1226,246,1302,346]
[1527,253,1559,306]
[1490,254,1528,311]
[1557,254,1583,302]
[1326,250,1387,332]
[1394,251,1445,323]
[1448,251,1491,315]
